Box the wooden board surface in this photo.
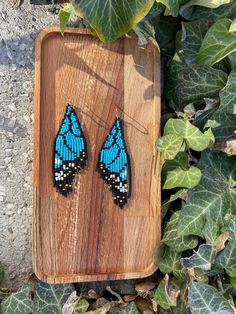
[33,27,161,283]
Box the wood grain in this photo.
[33,27,161,283]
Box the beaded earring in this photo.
[53,103,87,196]
[97,115,131,208]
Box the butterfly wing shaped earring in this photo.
[53,103,87,196]
[97,117,131,208]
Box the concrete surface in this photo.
[0,0,61,288]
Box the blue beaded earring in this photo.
[53,103,87,196]
[97,115,131,208]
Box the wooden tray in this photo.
[33,27,161,283]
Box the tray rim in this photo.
[33,26,161,284]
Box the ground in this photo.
[0,0,59,288]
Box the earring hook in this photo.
[115,105,119,118]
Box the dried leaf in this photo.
[215,232,230,252]
[106,286,124,303]
[154,274,180,310]
[135,282,155,297]
[86,303,111,314]
[123,295,137,303]
[134,296,153,312]
[62,291,80,314]
[89,298,109,311]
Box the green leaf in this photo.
[153,242,166,265]
[179,65,228,104]
[195,107,236,142]
[156,0,189,16]
[178,151,236,243]
[181,244,217,271]
[1,284,33,314]
[164,51,188,106]
[156,133,183,160]
[162,211,198,252]
[108,302,139,314]
[219,70,236,114]
[229,18,236,32]
[183,0,233,9]
[34,281,74,314]
[154,15,181,55]
[162,152,202,189]
[181,1,236,21]
[203,111,236,141]
[189,282,234,314]
[164,119,215,151]
[224,215,236,239]
[132,3,162,45]
[154,279,171,310]
[0,262,4,284]
[71,0,155,43]
[73,298,89,314]
[162,188,188,218]
[59,4,77,35]
[215,216,236,277]
[162,151,190,168]
[181,19,213,64]
[199,19,236,66]
[215,241,236,277]
[158,245,184,278]
[154,275,180,310]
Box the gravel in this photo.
[0,0,59,289]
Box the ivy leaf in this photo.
[219,70,236,114]
[189,282,234,314]
[156,0,189,17]
[108,302,139,314]
[162,152,202,189]
[178,151,236,243]
[164,119,214,151]
[162,188,188,219]
[195,108,236,142]
[34,281,74,314]
[71,0,154,43]
[199,19,236,66]
[182,0,233,9]
[181,19,213,64]
[214,216,236,277]
[181,1,236,21]
[156,133,183,160]
[154,15,181,55]
[59,4,77,35]
[162,211,198,252]
[215,241,236,277]
[154,279,171,310]
[1,284,33,314]
[164,51,188,107]
[181,244,217,271]
[73,298,90,314]
[154,275,180,310]
[229,18,236,32]
[179,65,228,104]
[203,111,236,142]
[158,245,185,279]
[224,215,236,239]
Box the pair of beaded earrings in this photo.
[53,103,130,208]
